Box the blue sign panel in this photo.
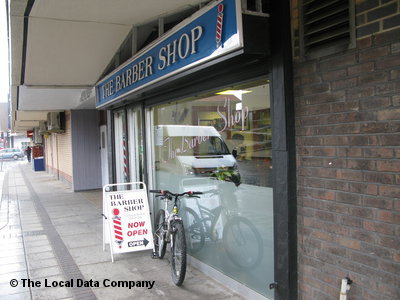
[96,0,243,108]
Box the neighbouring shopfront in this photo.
[96,0,290,298]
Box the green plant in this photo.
[210,167,241,187]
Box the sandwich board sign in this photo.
[102,182,154,262]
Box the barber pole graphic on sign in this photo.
[102,182,154,262]
[112,209,123,248]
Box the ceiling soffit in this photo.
[11,0,206,131]
[24,17,130,86]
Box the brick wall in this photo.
[292,0,400,299]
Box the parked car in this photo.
[0,148,25,160]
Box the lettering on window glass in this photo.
[217,98,249,132]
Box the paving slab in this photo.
[30,275,73,299]
[69,245,112,266]
[26,250,56,261]
[61,233,102,249]
[0,248,25,259]
[0,291,31,300]
[0,270,28,283]
[0,282,30,296]
[24,238,51,248]
[0,254,26,265]
[28,265,62,279]
[54,223,95,236]
[27,257,60,270]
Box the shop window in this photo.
[148,81,274,298]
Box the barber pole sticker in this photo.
[122,136,128,182]
[216,3,224,47]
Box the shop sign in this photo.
[103,183,153,261]
[96,0,243,108]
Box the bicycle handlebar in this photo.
[149,189,163,194]
[149,190,203,197]
[192,192,203,195]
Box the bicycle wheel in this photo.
[222,216,263,269]
[170,221,187,286]
[181,207,205,253]
[154,209,167,259]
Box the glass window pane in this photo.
[149,81,274,298]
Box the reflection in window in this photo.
[150,81,274,298]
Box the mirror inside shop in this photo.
[151,81,274,298]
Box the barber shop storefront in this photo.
[96,1,292,299]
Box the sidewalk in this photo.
[0,161,243,299]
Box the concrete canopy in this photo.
[9,0,205,132]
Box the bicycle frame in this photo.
[160,194,183,248]
[150,189,202,286]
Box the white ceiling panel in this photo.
[30,0,204,25]
[25,18,131,86]
[18,85,85,110]
[9,0,28,16]
[23,0,205,86]
[10,15,24,85]
[16,111,48,121]
[14,120,41,129]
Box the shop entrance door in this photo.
[100,125,109,186]
[113,110,127,183]
[127,105,143,183]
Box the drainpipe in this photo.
[339,277,353,300]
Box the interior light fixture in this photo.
[217,89,251,111]
[216,89,252,97]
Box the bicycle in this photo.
[150,189,202,286]
[182,189,263,269]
